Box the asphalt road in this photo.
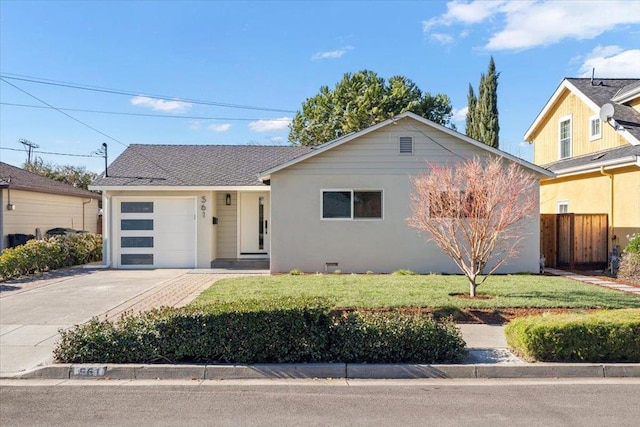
[2,378,640,426]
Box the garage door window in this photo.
[121,237,154,248]
[121,254,154,265]
[121,219,153,230]
[121,202,154,213]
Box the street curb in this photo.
[6,363,640,380]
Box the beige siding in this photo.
[531,91,628,165]
[270,117,541,274]
[628,97,640,112]
[216,191,237,258]
[2,189,99,249]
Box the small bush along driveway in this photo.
[193,274,640,311]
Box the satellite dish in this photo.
[599,103,615,122]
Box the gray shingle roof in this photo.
[91,145,313,187]
[566,78,640,141]
[0,162,100,199]
[542,145,640,172]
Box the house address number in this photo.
[201,196,206,218]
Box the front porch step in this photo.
[211,258,270,270]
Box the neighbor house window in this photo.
[559,116,572,159]
[399,136,414,154]
[589,115,601,141]
[322,190,383,220]
[429,191,486,218]
[558,202,569,214]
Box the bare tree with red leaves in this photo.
[407,156,538,297]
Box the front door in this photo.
[239,192,269,256]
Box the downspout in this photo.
[600,166,614,250]
[82,198,93,231]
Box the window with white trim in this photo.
[559,116,572,159]
[558,201,569,214]
[589,115,601,141]
[399,136,413,154]
[322,190,383,220]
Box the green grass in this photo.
[192,274,640,310]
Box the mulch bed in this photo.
[335,307,601,325]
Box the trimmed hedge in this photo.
[0,233,102,280]
[54,299,467,364]
[505,309,640,362]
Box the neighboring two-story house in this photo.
[524,78,640,251]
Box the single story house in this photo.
[90,112,552,273]
[0,161,101,251]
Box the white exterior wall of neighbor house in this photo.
[104,190,214,268]
[1,188,99,250]
[269,119,541,274]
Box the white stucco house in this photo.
[90,112,552,273]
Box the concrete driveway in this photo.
[0,269,190,376]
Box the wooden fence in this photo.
[540,214,608,269]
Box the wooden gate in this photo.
[540,214,608,269]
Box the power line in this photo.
[0,73,296,113]
[0,77,189,184]
[1,146,100,158]
[0,102,292,121]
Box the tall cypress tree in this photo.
[466,57,500,148]
[466,83,477,139]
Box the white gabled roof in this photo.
[259,111,554,180]
[523,79,599,142]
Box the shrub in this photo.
[0,234,102,280]
[618,253,640,283]
[288,269,303,276]
[625,233,640,254]
[392,269,417,275]
[505,309,640,362]
[330,312,466,363]
[54,300,467,364]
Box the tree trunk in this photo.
[469,280,477,298]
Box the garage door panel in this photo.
[116,198,196,269]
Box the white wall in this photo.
[270,117,541,274]
[105,190,214,268]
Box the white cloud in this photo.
[269,136,285,143]
[188,120,201,130]
[578,46,640,78]
[431,33,455,45]
[451,106,468,122]
[249,117,292,132]
[131,96,192,113]
[423,1,640,51]
[311,46,354,60]
[208,123,231,132]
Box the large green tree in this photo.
[466,57,500,148]
[288,70,453,146]
[24,157,97,191]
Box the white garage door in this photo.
[116,198,196,268]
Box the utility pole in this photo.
[93,143,108,177]
[18,138,39,164]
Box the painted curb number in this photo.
[73,367,106,377]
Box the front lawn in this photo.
[193,274,640,310]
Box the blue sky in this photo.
[1,0,639,173]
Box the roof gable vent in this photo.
[399,136,413,154]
